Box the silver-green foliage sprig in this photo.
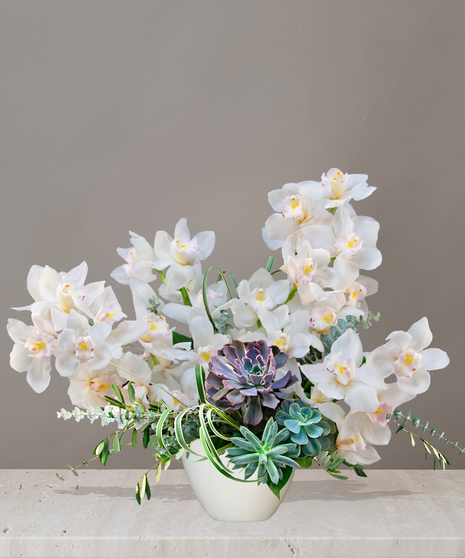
[389,409,465,469]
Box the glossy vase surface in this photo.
[181,439,293,522]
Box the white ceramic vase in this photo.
[181,439,294,522]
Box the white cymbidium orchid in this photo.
[280,238,338,306]
[111,232,156,285]
[56,310,118,377]
[335,412,382,466]
[301,329,384,413]
[262,181,332,250]
[366,317,449,396]
[67,364,123,410]
[230,268,290,329]
[301,205,382,290]
[90,286,127,325]
[152,218,215,291]
[162,280,230,325]
[7,314,58,393]
[14,262,105,324]
[261,308,323,358]
[186,315,231,367]
[320,168,376,209]
[343,275,378,317]
[308,297,364,335]
[337,383,416,465]
[116,352,180,408]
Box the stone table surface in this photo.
[0,469,464,558]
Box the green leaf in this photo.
[100,439,110,466]
[140,474,147,499]
[172,330,194,348]
[195,365,207,405]
[103,396,126,409]
[113,432,121,452]
[135,484,141,505]
[142,425,151,449]
[295,456,313,469]
[145,477,151,500]
[202,267,218,332]
[94,440,106,456]
[331,473,349,480]
[128,382,136,405]
[284,286,297,304]
[266,466,293,499]
[265,256,275,272]
[112,383,126,406]
[179,287,192,307]
[131,428,138,448]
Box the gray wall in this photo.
[1,0,464,471]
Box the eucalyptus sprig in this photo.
[389,409,464,470]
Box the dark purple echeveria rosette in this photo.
[205,339,298,426]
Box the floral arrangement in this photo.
[7,169,462,502]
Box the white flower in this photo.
[308,296,364,334]
[366,317,449,396]
[90,286,127,325]
[302,205,382,290]
[230,268,290,329]
[152,218,215,291]
[335,412,381,466]
[262,181,331,250]
[7,314,58,393]
[320,168,376,208]
[281,238,338,305]
[111,232,156,285]
[261,308,323,358]
[56,310,118,376]
[187,315,231,367]
[302,329,384,412]
[13,262,105,323]
[67,364,123,409]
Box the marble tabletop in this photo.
[0,469,464,558]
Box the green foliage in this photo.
[275,399,335,457]
[390,409,463,469]
[146,296,162,315]
[320,316,360,354]
[226,418,299,496]
[172,330,194,349]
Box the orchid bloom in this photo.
[281,237,338,305]
[366,317,449,396]
[186,315,231,367]
[261,308,323,358]
[162,280,230,325]
[262,181,332,250]
[56,310,118,377]
[7,314,58,393]
[308,296,364,334]
[90,286,127,325]
[67,364,123,409]
[301,329,384,413]
[230,268,290,329]
[335,412,382,466]
[301,205,382,290]
[152,218,215,291]
[13,262,105,324]
[111,232,156,285]
[320,168,376,209]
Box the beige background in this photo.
[1,0,464,471]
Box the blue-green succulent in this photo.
[225,418,299,485]
[276,399,333,456]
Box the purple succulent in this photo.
[205,339,298,426]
